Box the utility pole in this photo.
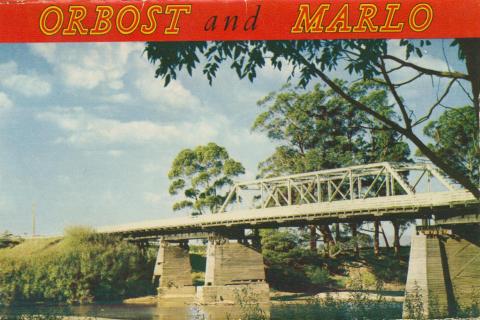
[32,203,36,237]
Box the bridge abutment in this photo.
[196,239,269,304]
[154,240,196,298]
[403,225,480,318]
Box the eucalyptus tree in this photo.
[251,80,411,255]
[421,105,479,183]
[168,142,245,215]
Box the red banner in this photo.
[0,0,478,42]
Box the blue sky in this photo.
[0,41,470,236]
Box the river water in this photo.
[0,302,407,320]
[1,301,268,320]
[0,296,405,319]
[0,303,273,320]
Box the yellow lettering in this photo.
[290,4,330,33]
[380,3,404,32]
[409,3,433,32]
[353,4,378,32]
[164,5,191,34]
[39,6,64,36]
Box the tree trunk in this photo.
[253,228,261,251]
[309,225,317,252]
[374,221,380,257]
[319,224,335,257]
[380,222,390,248]
[392,220,400,257]
[350,222,359,258]
[335,223,341,242]
[458,38,480,186]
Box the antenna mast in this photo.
[32,203,36,237]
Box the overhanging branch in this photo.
[383,55,469,80]
[293,51,480,199]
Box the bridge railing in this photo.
[218,162,460,213]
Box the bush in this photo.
[261,229,328,291]
[345,268,378,290]
[272,293,402,320]
[305,267,331,287]
[0,227,156,306]
[0,232,23,249]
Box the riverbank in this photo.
[0,228,156,306]
[1,231,408,308]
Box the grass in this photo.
[0,237,62,260]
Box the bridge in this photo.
[96,162,479,318]
[98,162,477,239]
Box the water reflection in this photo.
[1,300,271,320]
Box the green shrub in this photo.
[272,293,402,319]
[229,286,269,320]
[0,227,156,306]
[305,267,331,287]
[345,268,378,290]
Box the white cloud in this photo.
[109,81,124,90]
[102,93,132,104]
[29,44,57,64]
[31,42,203,113]
[59,64,105,90]
[30,43,143,92]
[0,92,13,110]
[0,61,51,97]
[135,77,201,110]
[37,107,219,146]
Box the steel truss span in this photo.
[97,162,479,239]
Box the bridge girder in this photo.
[97,162,479,240]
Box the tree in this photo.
[145,39,480,198]
[251,80,410,255]
[421,106,479,183]
[260,229,326,290]
[168,142,245,215]
[252,81,363,176]
[252,80,410,177]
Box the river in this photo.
[0,298,405,320]
[2,301,260,320]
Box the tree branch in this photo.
[394,72,424,87]
[379,59,412,131]
[382,55,469,80]
[293,51,480,198]
[413,78,457,127]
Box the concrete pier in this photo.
[403,226,480,318]
[197,240,269,304]
[154,240,196,298]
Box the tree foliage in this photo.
[145,39,480,197]
[168,142,245,215]
[252,80,410,177]
[422,106,479,183]
[260,229,329,290]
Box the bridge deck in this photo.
[97,190,478,239]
